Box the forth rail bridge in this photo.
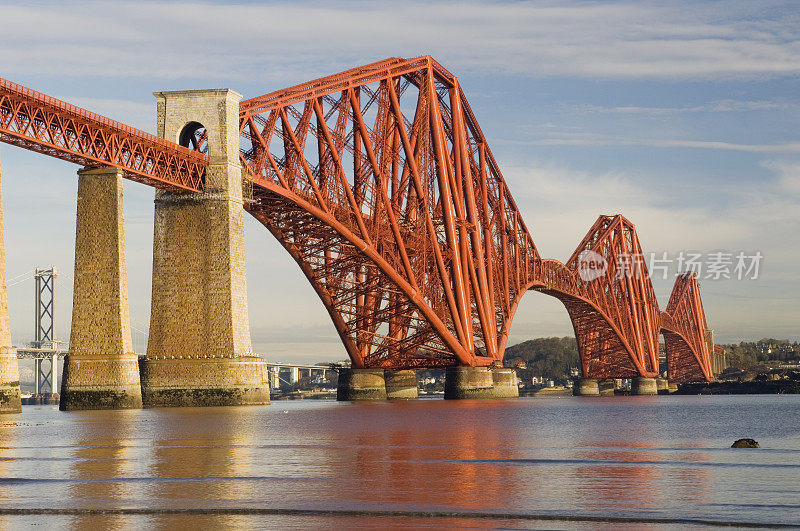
[0,56,717,412]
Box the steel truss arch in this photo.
[513,215,663,380]
[661,273,714,382]
[0,58,715,381]
[240,56,538,368]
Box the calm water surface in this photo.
[1,395,799,529]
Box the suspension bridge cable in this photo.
[5,269,36,287]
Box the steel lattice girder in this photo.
[0,58,715,380]
[239,56,715,380]
[0,77,207,192]
[661,273,714,382]
[529,216,661,379]
[240,56,538,369]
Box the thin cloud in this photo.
[761,159,800,196]
[502,131,800,154]
[503,160,800,342]
[572,100,799,115]
[504,163,754,258]
[1,1,799,82]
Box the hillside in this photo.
[503,336,579,379]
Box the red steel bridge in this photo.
[0,56,713,383]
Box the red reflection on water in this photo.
[573,443,662,511]
[48,397,717,527]
[572,438,711,512]
[327,399,523,512]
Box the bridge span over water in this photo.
[0,56,715,412]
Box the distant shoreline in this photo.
[676,380,800,395]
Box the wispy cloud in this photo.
[572,100,800,115]
[503,158,800,342]
[501,131,800,154]
[761,159,800,196]
[1,1,799,83]
[504,163,753,258]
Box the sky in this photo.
[0,0,798,364]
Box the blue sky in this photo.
[0,0,798,363]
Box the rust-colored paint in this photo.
[0,56,714,381]
[0,78,207,192]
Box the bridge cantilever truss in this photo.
[239,56,538,369]
[533,215,662,379]
[661,273,714,382]
[0,56,715,381]
[238,56,715,381]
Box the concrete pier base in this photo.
[61,356,142,410]
[444,366,518,399]
[0,154,20,414]
[490,367,519,398]
[445,366,492,399]
[598,379,617,396]
[140,357,269,407]
[631,377,659,395]
[656,377,670,394]
[573,378,600,396]
[337,368,387,401]
[0,389,21,413]
[384,370,418,400]
[60,167,142,411]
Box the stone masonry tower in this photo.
[140,88,269,407]
[0,151,21,414]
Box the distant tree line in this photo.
[721,339,800,369]
[503,336,579,379]
[500,337,800,376]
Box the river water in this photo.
[0,395,798,529]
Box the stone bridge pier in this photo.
[0,151,21,414]
[140,88,269,407]
[60,166,142,410]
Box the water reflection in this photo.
[145,407,258,529]
[669,444,712,509]
[573,402,663,512]
[568,397,709,516]
[0,396,797,528]
[573,442,661,513]
[66,409,140,529]
[341,400,522,512]
[0,414,18,530]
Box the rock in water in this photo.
[732,438,760,448]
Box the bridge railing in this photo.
[0,77,208,192]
